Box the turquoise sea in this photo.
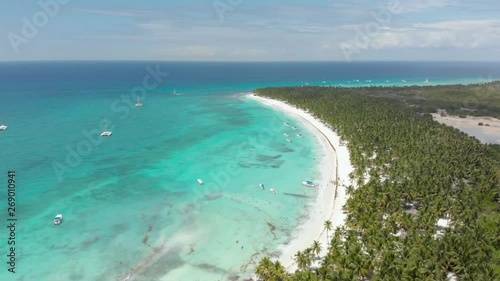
[0,61,499,281]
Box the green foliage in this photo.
[254,85,500,281]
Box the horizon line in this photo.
[1,59,500,63]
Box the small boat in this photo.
[424,78,429,83]
[54,214,63,225]
[197,179,204,185]
[292,126,298,130]
[402,80,407,83]
[302,180,315,187]
[385,80,390,83]
[365,80,372,83]
[296,134,303,138]
[259,183,265,190]
[101,118,112,137]
[172,89,180,96]
[322,81,326,84]
[135,97,143,107]
[283,133,291,137]
[286,139,292,143]
[0,117,7,131]
[284,122,291,127]
[270,188,276,194]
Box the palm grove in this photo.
[254,85,500,281]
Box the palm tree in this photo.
[311,240,322,260]
[256,257,273,280]
[324,220,333,247]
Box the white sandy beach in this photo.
[432,114,500,144]
[248,93,354,272]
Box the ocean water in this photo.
[0,61,499,281]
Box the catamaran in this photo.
[0,117,7,131]
[101,118,112,137]
[135,97,143,107]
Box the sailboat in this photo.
[0,117,7,131]
[172,89,180,96]
[101,118,112,137]
[424,78,429,83]
[135,97,143,107]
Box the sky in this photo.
[1,0,500,61]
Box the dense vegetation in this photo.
[310,81,500,118]
[254,84,500,281]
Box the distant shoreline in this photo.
[247,93,354,272]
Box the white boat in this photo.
[322,81,326,84]
[365,80,372,83]
[284,122,291,127]
[292,126,298,130]
[0,117,7,131]
[286,139,292,143]
[385,80,390,83]
[197,179,204,185]
[402,80,407,83]
[259,183,265,190]
[302,180,315,187]
[101,118,112,137]
[296,134,304,138]
[283,133,291,137]
[424,78,429,83]
[270,188,276,194]
[135,97,143,107]
[54,214,63,225]
[172,89,181,96]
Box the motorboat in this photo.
[286,139,292,143]
[283,133,291,137]
[292,126,298,130]
[296,134,304,138]
[270,188,276,194]
[302,180,315,187]
[259,183,265,190]
[54,214,63,225]
[284,122,291,126]
[402,80,407,83]
[197,179,204,185]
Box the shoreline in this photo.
[247,93,354,272]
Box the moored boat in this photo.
[259,183,265,190]
[270,188,276,194]
[54,214,63,225]
[197,179,204,185]
[302,180,315,187]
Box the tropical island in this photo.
[252,82,500,281]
